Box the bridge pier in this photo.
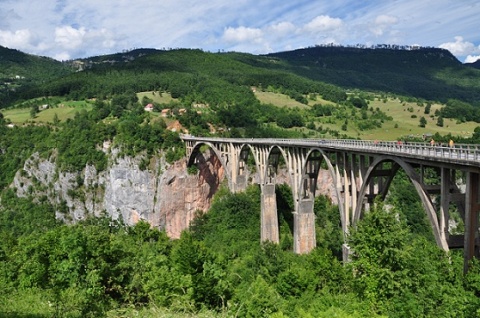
[464,171,480,273]
[294,199,316,254]
[234,174,247,192]
[261,184,279,244]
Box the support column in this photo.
[440,168,450,243]
[261,184,279,244]
[234,175,247,192]
[293,199,316,254]
[464,172,480,273]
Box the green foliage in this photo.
[348,204,477,317]
[441,99,480,122]
[187,165,199,175]
[0,123,51,189]
[419,116,427,127]
[190,185,261,256]
[314,195,343,258]
[437,116,444,127]
[56,111,107,171]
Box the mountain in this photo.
[2,45,480,108]
[265,45,480,103]
[67,48,161,71]
[0,45,72,107]
[465,59,480,69]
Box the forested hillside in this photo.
[266,46,480,103]
[0,45,72,108]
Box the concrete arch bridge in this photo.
[181,135,480,272]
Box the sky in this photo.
[0,0,479,63]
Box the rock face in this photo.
[12,149,224,238]
[11,148,335,238]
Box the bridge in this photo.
[181,136,480,272]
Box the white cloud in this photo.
[268,22,296,36]
[55,26,86,49]
[370,14,399,36]
[375,14,398,25]
[0,1,479,60]
[222,26,263,43]
[304,15,343,33]
[465,55,480,63]
[0,29,34,49]
[54,52,71,61]
[439,36,479,56]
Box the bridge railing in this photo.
[180,135,480,165]
[316,139,480,163]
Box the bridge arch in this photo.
[353,155,449,251]
[299,148,337,200]
[186,141,232,189]
[263,145,293,187]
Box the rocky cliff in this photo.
[11,147,335,237]
[12,147,224,238]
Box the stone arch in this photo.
[186,141,232,190]
[300,148,337,200]
[264,145,292,187]
[300,149,349,237]
[236,144,260,180]
[353,155,448,251]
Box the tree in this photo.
[436,116,444,127]
[424,103,431,114]
[30,105,39,118]
[419,116,427,127]
[53,113,60,125]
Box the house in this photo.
[144,103,154,112]
[161,108,171,117]
[178,108,187,115]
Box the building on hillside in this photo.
[161,108,171,117]
[144,103,154,112]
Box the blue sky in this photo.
[0,0,479,62]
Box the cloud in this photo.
[0,0,479,60]
[439,36,480,56]
[268,22,296,36]
[222,26,263,44]
[375,14,398,25]
[465,55,480,63]
[54,52,71,61]
[304,15,343,33]
[0,29,36,49]
[369,14,398,36]
[55,26,86,49]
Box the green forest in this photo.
[2,45,480,317]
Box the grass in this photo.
[366,98,476,140]
[2,100,92,125]
[254,91,309,109]
[0,288,54,317]
[137,91,177,105]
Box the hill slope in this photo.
[0,45,72,107]
[2,45,480,108]
[265,46,480,103]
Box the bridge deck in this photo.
[181,136,480,168]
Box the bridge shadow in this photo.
[194,150,223,200]
[276,184,295,249]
